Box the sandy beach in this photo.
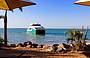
[0,46,90,58]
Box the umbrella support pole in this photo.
[4,10,7,46]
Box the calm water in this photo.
[0,28,90,45]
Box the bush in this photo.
[65,29,87,51]
[0,37,4,47]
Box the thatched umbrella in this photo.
[74,0,90,6]
[0,0,36,46]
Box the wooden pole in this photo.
[4,10,7,46]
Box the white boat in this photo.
[27,23,45,35]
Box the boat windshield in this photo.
[32,24,41,26]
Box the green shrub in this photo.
[65,29,87,51]
[0,36,4,47]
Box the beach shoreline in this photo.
[0,42,90,58]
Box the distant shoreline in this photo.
[0,28,89,29]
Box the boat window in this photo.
[35,28,38,29]
[29,28,31,30]
[32,24,41,26]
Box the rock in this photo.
[32,43,38,48]
[27,41,32,45]
[10,44,16,47]
[59,43,70,50]
[52,44,59,52]
[17,43,24,47]
[24,42,28,47]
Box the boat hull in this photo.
[27,29,45,35]
[36,30,45,35]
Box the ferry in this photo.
[27,24,45,35]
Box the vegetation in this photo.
[0,36,4,47]
[65,28,88,51]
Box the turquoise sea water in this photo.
[0,28,90,45]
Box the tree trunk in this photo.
[4,10,7,46]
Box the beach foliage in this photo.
[65,28,88,51]
[0,37,4,44]
[0,36,4,47]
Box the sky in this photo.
[0,0,90,28]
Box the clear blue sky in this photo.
[0,0,90,28]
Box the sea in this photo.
[0,28,90,45]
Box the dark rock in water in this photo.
[59,43,70,51]
[17,43,24,47]
[32,43,38,48]
[52,44,59,52]
[53,44,59,47]
[27,41,32,45]
[24,42,28,47]
[10,44,16,47]
[52,43,70,53]
[62,43,70,49]
[40,45,44,48]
